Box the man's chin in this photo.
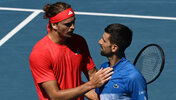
[66,33,73,38]
[69,32,74,36]
[101,52,112,57]
[100,52,105,56]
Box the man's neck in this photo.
[108,52,125,67]
[48,31,66,45]
[108,55,121,68]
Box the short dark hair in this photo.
[105,23,132,51]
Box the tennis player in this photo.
[95,23,148,100]
[29,2,113,100]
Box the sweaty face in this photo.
[98,32,113,57]
[55,16,75,39]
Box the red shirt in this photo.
[29,34,95,100]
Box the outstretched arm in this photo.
[40,67,113,100]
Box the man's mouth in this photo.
[100,45,103,50]
[68,31,73,35]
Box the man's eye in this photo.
[64,21,75,27]
[65,23,72,27]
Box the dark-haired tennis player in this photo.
[29,2,113,100]
[95,23,148,100]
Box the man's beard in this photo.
[100,51,113,57]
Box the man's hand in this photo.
[89,67,113,88]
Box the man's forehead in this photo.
[61,16,75,23]
[103,32,110,39]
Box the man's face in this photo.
[55,16,75,39]
[98,32,113,57]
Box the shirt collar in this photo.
[112,57,127,71]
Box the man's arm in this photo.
[84,67,99,100]
[87,67,97,80]
[40,67,113,100]
[129,74,148,100]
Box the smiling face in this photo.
[98,32,114,57]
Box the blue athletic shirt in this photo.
[96,57,148,100]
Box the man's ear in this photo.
[112,44,119,53]
[51,23,58,30]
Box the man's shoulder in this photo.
[123,63,145,82]
[117,59,143,80]
[30,36,50,56]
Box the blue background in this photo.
[0,0,176,100]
